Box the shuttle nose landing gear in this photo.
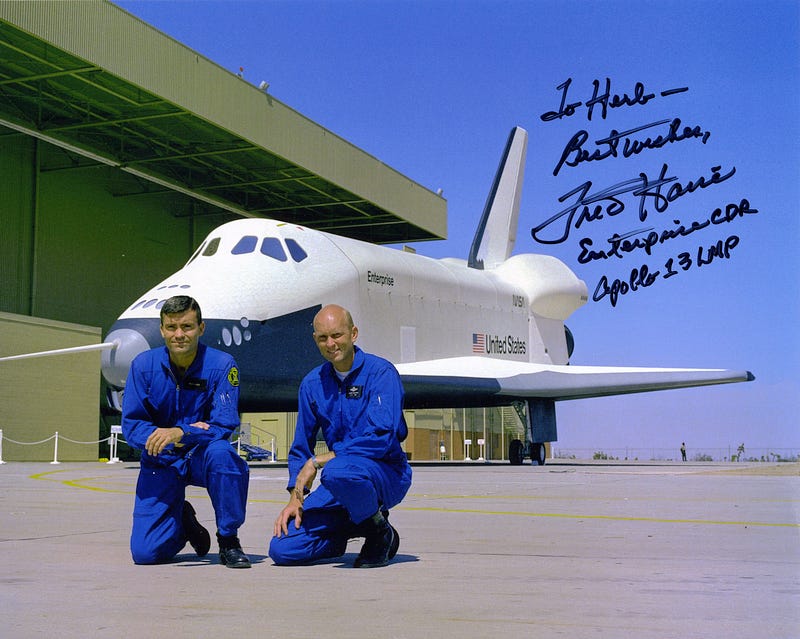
[509,439,546,466]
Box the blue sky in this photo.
[115,0,799,454]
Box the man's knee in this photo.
[131,538,174,565]
[130,507,184,565]
[131,547,161,565]
[268,521,349,566]
[268,534,310,566]
[205,439,247,471]
[268,536,292,565]
[320,456,373,492]
[268,541,348,566]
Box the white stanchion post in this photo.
[0,429,6,464]
[477,438,485,461]
[464,438,472,461]
[51,431,61,465]
[107,425,122,464]
[270,437,276,463]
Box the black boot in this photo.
[182,501,210,558]
[217,533,251,569]
[354,511,399,568]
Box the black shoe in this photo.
[182,501,210,558]
[219,546,252,569]
[218,535,252,569]
[354,519,398,569]
[381,510,400,560]
[387,523,400,560]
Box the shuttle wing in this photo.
[396,357,754,407]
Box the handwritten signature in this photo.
[532,163,738,245]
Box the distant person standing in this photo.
[680,442,687,462]
[270,304,412,568]
[122,295,251,568]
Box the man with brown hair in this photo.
[122,295,251,568]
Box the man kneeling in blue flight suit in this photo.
[122,295,251,568]
[270,304,412,568]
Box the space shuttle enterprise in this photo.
[99,127,754,464]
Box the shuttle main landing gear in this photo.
[508,399,554,466]
[508,439,546,466]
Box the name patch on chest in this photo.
[184,377,208,391]
[346,385,363,399]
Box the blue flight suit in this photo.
[269,346,412,565]
[122,342,249,564]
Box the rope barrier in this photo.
[1,434,57,445]
[59,435,114,445]
[0,428,124,464]
[0,428,259,464]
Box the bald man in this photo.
[270,305,412,568]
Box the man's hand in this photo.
[273,488,305,538]
[144,427,184,456]
[272,452,335,538]
[175,422,211,446]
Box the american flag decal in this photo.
[472,333,486,354]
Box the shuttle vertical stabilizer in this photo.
[468,126,528,270]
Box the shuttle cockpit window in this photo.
[285,238,308,262]
[226,235,307,263]
[202,237,221,257]
[232,236,258,255]
[260,237,287,262]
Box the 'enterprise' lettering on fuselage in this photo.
[367,270,395,286]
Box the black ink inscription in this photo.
[593,235,741,307]
[577,197,757,263]
[585,78,655,121]
[553,118,711,176]
[660,87,689,98]
[540,78,688,123]
[540,78,582,122]
[532,164,737,245]
[593,264,660,307]
[634,163,736,221]
[536,76,754,309]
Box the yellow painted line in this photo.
[408,492,799,504]
[29,470,799,528]
[398,505,800,528]
[30,470,289,503]
[30,469,133,494]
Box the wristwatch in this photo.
[312,456,323,470]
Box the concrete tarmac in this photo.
[1,459,798,639]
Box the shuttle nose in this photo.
[101,327,151,388]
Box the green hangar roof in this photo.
[0,1,446,244]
